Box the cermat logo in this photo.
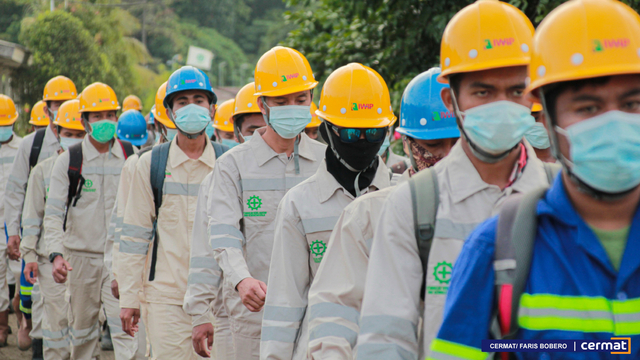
[580,338,630,354]
[352,103,374,111]
[484,38,515,49]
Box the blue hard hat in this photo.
[396,67,460,141]
[163,66,217,109]
[117,110,148,146]
[148,106,155,125]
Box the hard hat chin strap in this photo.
[539,88,631,202]
[450,89,514,164]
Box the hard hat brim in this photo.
[438,57,530,84]
[305,117,322,128]
[29,119,50,126]
[153,109,176,129]
[254,81,318,98]
[396,126,461,141]
[79,104,121,113]
[126,136,148,146]
[0,116,18,126]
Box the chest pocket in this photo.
[302,216,340,273]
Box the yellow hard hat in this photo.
[531,102,543,112]
[153,82,176,129]
[316,63,396,128]
[29,100,50,126]
[526,0,640,97]
[438,0,534,83]
[122,95,143,112]
[43,76,78,101]
[254,46,318,97]
[233,82,261,119]
[79,82,120,113]
[213,99,234,132]
[0,95,19,126]
[306,102,321,128]
[54,99,85,130]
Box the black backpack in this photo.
[64,140,135,230]
[29,128,47,169]
[147,140,229,280]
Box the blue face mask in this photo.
[556,110,640,193]
[462,100,534,154]
[221,138,239,149]
[0,126,13,142]
[525,122,551,149]
[205,125,215,139]
[263,100,311,139]
[377,134,391,156]
[60,136,83,150]
[173,104,211,134]
[165,128,178,141]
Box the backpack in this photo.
[409,162,561,301]
[64,140,135,230]
[29,128,47,169]
[147,140,229,281]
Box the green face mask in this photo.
[89,119,117,143]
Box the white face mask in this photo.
[60,136,83,150]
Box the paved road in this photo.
[0,313,115,360]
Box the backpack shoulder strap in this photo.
[492,186,549,344]
[117,139,135,159]
[148,141,171,282]
[211,140,230,159]
[408,168,439,301]
[64,142,85,231]
[29,128,47,169]
[542,162,561,184]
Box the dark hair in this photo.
[448,74,463,95]
[234,114,246,133]
[542,76,612,124]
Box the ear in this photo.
[440,88,454,112]
[257,97,267,115]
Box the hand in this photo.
[52,255,72,283]
[7,235,21,260]
[24,262,38,284]
[192,323,214,358]
[237,278,267,312]
[120,308,140,337]
[111,280,119,299]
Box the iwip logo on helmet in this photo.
[351,103,374,111]
[181,79,197,84]
[484,37,515,49]
[432,111,455,121]
[592,38,630,52]
[280,73,299,82]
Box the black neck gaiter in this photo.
[321,123,380,197]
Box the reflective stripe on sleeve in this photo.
[121,223,154,241]
[119,240,149,255]
[427,339,488,360]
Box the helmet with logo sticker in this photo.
[29,100,50,126]
[0,95,19,126]
[438,0,534,83]
[117,110,148,146]
[164,66,216,109]
[397,68,460,140]
[526,0,640,98]
[43,76,78,101]
[254,46,318,97]
[213,99,235,132]
[78,82,120,113]
[54,100,84,130]
[315,63,396,128]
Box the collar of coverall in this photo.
[445,139,547,204]
[315,157,391,203]
[168,135,216,169]
[81,136,126,162]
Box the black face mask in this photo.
[320,123,381,197]
[320,122,383,171]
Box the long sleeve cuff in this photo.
[7,225,20,237]
[23,251,38,264]
[119,294,141,309]
[191,310,213,328]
